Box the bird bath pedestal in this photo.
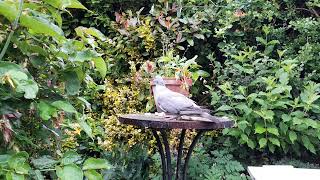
[118,114,234,180]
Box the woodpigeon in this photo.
[152,75,219,123]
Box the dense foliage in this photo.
[0,0,319,179]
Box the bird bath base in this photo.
[118,114,234,180]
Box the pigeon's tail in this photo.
[179,110,220,123]
[199,112,220,123]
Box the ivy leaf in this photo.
[56,164,83,180]
[269,138,280,147]
[82,158,112,170]
[52,101,77,113]
[267,127,279,136]
[259,138,267,148]
[93,57,107,79]
[288,131,297,143]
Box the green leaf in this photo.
[254,125,266,134]
[288,131,297,143]
[301,135,316,154]
[93,57,107,79]
[0,2,65,40]
[269,138,280,147]
[187,39,194,46]
[15,163,31,175]
[37,101,57,121]
[56,164,83,180]
[247,139,255,149]
[217,105,233,111]
[31,156,58,169]
[8,152,29,170]
[63,71,81,95]
[84,170,103,180]
[77,115,93,139]
[82,158,111,170]
[52,101,77,113]
[267,128,279,136]
[193,34,205,39]
[259,138,267,148]
[43,0,87,10]
[34,170,44,180]
[279,122,288,135]
[61,151,82,165]
[75,27,106,41]
[6,172,24,180]
[281,114,291,122]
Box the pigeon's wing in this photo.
[157,91,198,113]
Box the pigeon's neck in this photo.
[154,84,167,94]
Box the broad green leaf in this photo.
[15,163,31,175]
[267,128,279,136]
[288,131,297,143]
[52,101,77,113]
[8,152,29,170]
[56,164,83,180]
[0,1,64,39]
[37,101,57,121]
[43,0,87,10]
[31,156,58,169]
[75,27,106,41]
[279,122,288,135]
[259,138,267,148]
[254,125,266,134]
[6,172,24,180]
[69,50,99,62]
[61,151,82,165]
[269,138,280,147]
[281,114,291,122]
[63,71,81,95]
[93,57,107,79]
[84,170,103,180]
[82,158,112,170]
[301,135,316,154]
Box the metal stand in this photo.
[152,129,205,180]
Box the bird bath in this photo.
[118,113,234,180]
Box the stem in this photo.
[0,0,24,61]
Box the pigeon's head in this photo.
[153,75,165,86]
